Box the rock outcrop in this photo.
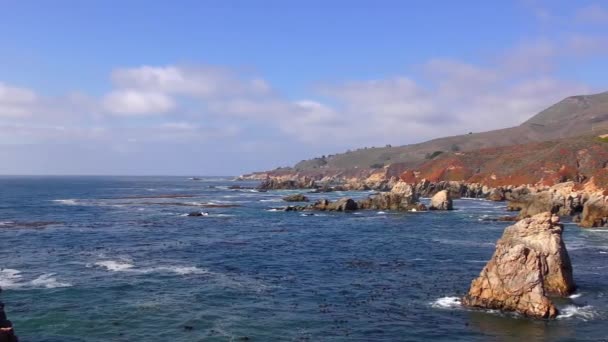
[462,212,575,319]
[429,190,453,210]
[358,181,423,211]
[580,194,608,227]
[282,194,309,202]
[507,183,584,219]
[258,177,317,190]
[0,291,18,342]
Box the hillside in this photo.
[286,91,608,172]
[403,134,608,189]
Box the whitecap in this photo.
[431,296,461,309]
[0,269,22,289]
[557,305,598,321]
[94,260,135,272]
[266,208,281,212]
[377,211,386,215]
[52,199,79,205]
[259,199,281,202]
[30,274,72,289]
[569,292,582,299]
[95,260,207,275]
[152,266,208,275]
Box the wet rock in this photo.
[282,194,310,202]
[328,198,358,212]
[187,212,208,217]
[0,296,18,342]
[462,212,575,319]
[429,190,453,210]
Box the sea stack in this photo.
[462,212,575,319]
[429,190,453,210]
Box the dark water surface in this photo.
[0,176,606,341]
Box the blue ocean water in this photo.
[0,176,607,341]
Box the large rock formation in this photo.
[0,292,18,342]
[462,212,575,319]
[358,181,423,211]
[580,193,608,227]
[507,183,584,219]
[429,190,453,210]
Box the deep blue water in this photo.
[1,176,607,341]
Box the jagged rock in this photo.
[258,177,316,190]
[508,183,584,219]
[282,194,309,202]
[311,199,330,210]
[487,188,505,201]
[357,181,421,211]
[462,212,575,319]
[328,198,358,212]
[0,294,18,342]
[429,190,453,210]
[580,194,608,227]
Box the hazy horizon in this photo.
[1,1,607,175]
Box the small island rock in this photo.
[462,212,575,319]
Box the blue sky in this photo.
[1,0,607,175]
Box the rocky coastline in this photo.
[246,171,608,227]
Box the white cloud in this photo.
[0,82,38,117]
[110,65,271,98]
[103,89,175,115]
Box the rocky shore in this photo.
[249,172,608,227]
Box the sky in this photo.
[1,0,608,175]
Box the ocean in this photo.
[0,176,606,341]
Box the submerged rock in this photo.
[429,190,453,210]
[187,212,209,217]
[462,212,575,319]
[282,194,309,202]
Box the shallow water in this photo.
[0,176,606,341]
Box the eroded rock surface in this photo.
[429,190,453,210]
[462,212,575,319]
[580,194,608,227]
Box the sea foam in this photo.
[431,296,462,309]
[557,305,598,321]
[30,274,72,289]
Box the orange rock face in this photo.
[462,213,575,319]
